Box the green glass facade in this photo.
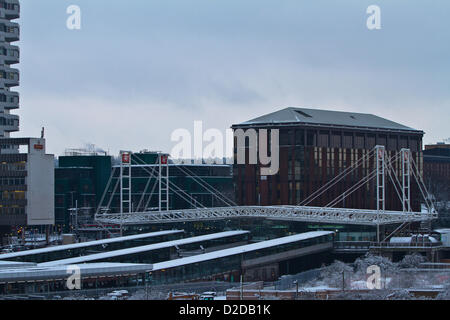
[55,155,112,232]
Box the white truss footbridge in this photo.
[95,206,436,227]
[94,147,438,232]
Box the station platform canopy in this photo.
[0,230,184,262]
[0,261,37,270]
[0,263,152,283]
[38,230,250,267]
[152,231,334,271]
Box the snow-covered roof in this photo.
[299,285,340,292]
[152,231,334,271]
[390,236,439,243]
[38,231,250,267]
[0,260,36,269]
[0,230,183,260]
[434,229,450,234]
[0,263,152,282]
[390,237,412,244]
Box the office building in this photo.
[232,107,424,211]
[0,138,54,244]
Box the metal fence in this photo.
[268,268,324,291]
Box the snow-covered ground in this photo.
[294,253,450,300]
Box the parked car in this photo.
[199,291,216,300]
[107,290,129,300]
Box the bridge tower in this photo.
[120,151,132,236]
[375,145,385,243]
[158,153,170,211]
[401,148,411,212]
[375,145,386,212]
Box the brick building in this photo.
[232,107,424,211]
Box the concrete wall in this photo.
[26,138,54,225]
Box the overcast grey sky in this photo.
[16,0,450,156]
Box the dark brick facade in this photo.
[233,122,423,211]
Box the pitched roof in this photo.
[233,107,421,133]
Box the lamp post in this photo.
[293,280,298,300]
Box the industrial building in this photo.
[232,107,424,211]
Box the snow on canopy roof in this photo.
[390,237,413,243]
[0,260,36,269]
[434,229,450,234]
[152,231,334,271]
[38,231,250,267]
[0,263,153,282]
[0,230,184,260]
[390,236,439,243]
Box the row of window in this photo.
[0,206,25,215]
[0,2,19,10]
[0,70,18,80]
[1,190,25,200]
[0,93,18,103]
[0,162,26,171]
[0,177,24,186]
[273,129,421,151]
[0,47,18,58]
[0,117,18,126]
[0,24,18,34]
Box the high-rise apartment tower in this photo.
[0,0,20,144]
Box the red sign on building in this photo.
[122,153,130,164]
[160,155,168,165]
